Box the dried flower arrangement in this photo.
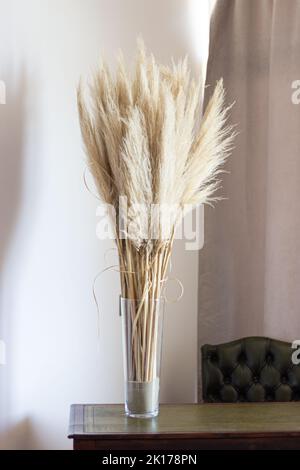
[78,41,234,415]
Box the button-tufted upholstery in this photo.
[201,337,300,402]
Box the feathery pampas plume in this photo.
[78,41,235,382]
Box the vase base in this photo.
[125,379,160,419]
[126,409,159,419]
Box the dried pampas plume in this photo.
[78,40,235,381]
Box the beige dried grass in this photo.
[78,41,235,382]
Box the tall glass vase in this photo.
[120,297,165,418]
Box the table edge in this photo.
[68,430,300,440]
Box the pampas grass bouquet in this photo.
[78,40,234,417]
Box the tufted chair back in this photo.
[202,337,300,402]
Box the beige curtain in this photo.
[199,0,300,396]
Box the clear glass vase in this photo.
[120,297,165,418]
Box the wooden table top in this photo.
[69,403,300,440]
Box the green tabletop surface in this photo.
[68,403,300,438]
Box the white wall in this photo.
[0,0,211,449]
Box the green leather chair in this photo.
[201,337,300,402]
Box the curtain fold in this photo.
[199,0,300,398]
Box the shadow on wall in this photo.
[0,67,27,437]
[0,418,32,450]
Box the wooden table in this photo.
[68,403,300,450]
